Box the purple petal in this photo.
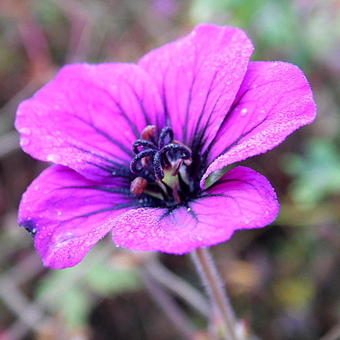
[18,165,134,269]
[201,61,317,187]
[139,24,253,150]
[112,166,278,253]
[15,63,164,182]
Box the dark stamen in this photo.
[158,126,174,148]
[129,126,194,202]
[153,152,164,180]
[133,139,157,154]
[161,143,192,160]
[130,149,156,173]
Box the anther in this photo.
[130,177,148,195]
[141,125,156,141]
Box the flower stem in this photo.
[145,257,210,317]
[191,247,238,340]
[140,268,195,340]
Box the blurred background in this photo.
[0,0,339,339]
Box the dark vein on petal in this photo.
[85,161,115,173]
[191,70,219,148]
[71,144,128,167]
[197,193,235,200]
[203,87,253,158]
[70,203,137,219]
[100,87,141,138]
[205,114,269,163]
[196,193,243,215]
[125,81,152,126]
[182,65,199,144]
[70,114,134,157]
[63,185,132,195]
[85,161,132,179]
[161,67,171,124]
[207,177,265,198]
[186,205,199,223]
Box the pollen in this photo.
[130,177,148,195]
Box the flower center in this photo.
[129,125,194,206]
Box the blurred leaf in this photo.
[61,288,91,327]
[304,3,340,63]
[33,0,64,27]
[278,200,340,227]
[274,277,314,310]
[35,246,140,327]
[85,263,140,295]
[223,260,261,295]
[190,0,266,25]
[283,138,340,207]
[36,267,92,326]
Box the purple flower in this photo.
[15,24,316,269]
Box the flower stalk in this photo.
[191,247,238,340]
[140,268,195,340]
[145,257,210,317]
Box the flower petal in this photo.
[112,166,278,253]
[139,24,253,151]
[15,63,164,182]
[18,165,134,269]
[201,61,317,187]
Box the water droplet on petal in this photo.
[257,110,267,122]
[240,108,248,116]
[19,127,31,135]
[20,138,30,146]
[47,154,60,163]
[55,232,76,247]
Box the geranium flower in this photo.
[16,24,316,269]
